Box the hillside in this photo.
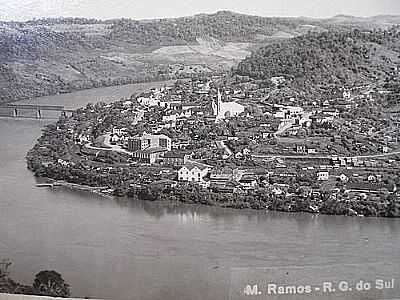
[236,27,400,97]
[1,11,400,104]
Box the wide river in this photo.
[0,83,399,300]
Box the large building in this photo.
[128,132,171,152]
[212,89,245,122]
[132,147,167,164]
[128,133,171,164]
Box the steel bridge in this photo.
[0,104,74,119]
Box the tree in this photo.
[33,270,70,298]
[0,259,11,280]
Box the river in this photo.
[0,83,400,300]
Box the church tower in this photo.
[212,89,222,117]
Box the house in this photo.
[271,76,285,86]
[110,134,120,144]
[112,128,128,136]
[137,95,159,107]
[322,108,339,118]
[296,144,306,154]
[317,171,329,181]
[311,113,334,124]
[239,175,258,190]
[178,161,212,186]
[210,168,244,184]
[211,180,239,193]
[163,151,191,167]
[307,148,317,154]
[182,102,201,111]
[162,113,178,122]
[273,105,304,120]
[159,100,182,109]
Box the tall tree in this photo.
[33,270,70,298]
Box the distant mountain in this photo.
[236,27,400,96]
[1,11,400,104]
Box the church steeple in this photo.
[213,89,222,116]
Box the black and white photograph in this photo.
[0,0,400,299]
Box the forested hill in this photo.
[1,11,400,104]
[236,28,400,94]
[108,11,323,44]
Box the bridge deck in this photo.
[0,104,65,111]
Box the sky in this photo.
[0,0,400,21]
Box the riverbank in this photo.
[36,179,114,199]
[32,175,400,218]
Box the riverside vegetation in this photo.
[0,259,70,298]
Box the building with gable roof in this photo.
[178,161,212,187]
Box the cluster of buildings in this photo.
[68,75,400,206]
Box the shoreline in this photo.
[36,179,114,199]
[34,179,394,219]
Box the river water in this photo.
[0,83,400,300]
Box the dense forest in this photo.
[236,28,400,96]
[107,11,322,44]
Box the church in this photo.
[212,89,245,122]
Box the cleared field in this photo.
[43,23,112,36]
[153,38,252,61]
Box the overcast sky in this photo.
[0,0,399,21]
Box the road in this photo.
[85,134,132,155]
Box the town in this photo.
[27,75,400,217]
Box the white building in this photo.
[128,132,171,152]
[212,89,245,122]
[112,128,128,136]
[137,96,159,107]
[178,161,212,186]
[317,171,329,181]
[273,105,304,119]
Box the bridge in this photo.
[0,104,74,119]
